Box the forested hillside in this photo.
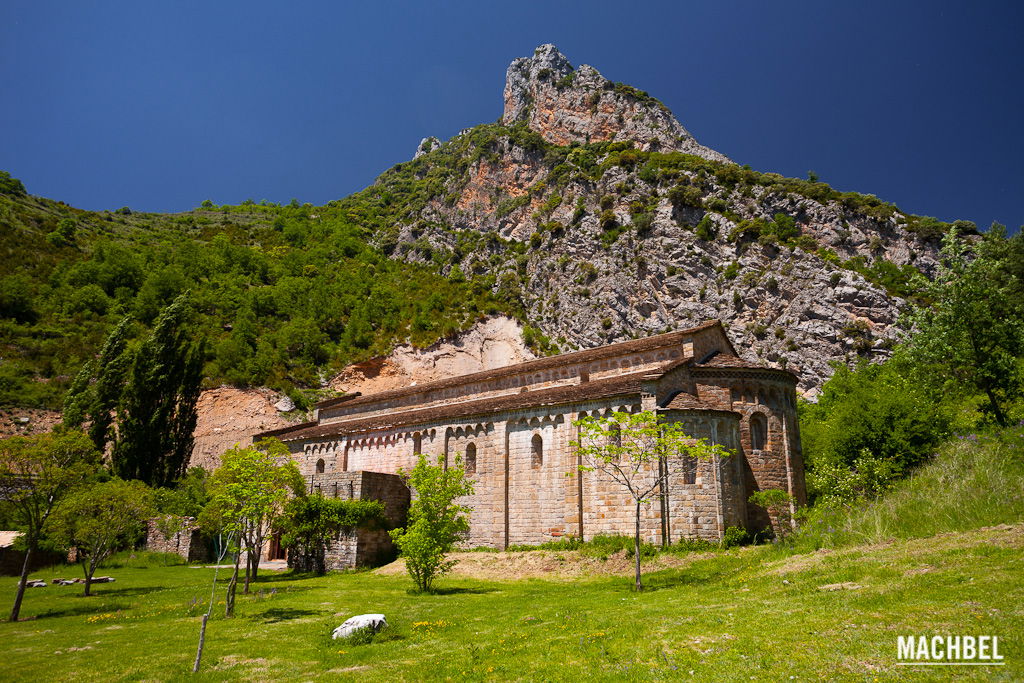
[0,172,507,409]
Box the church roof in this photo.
[314,319,724,411]
[266,367,664,442]
[662,392,732,413]
[255,320,796,444]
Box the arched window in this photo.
[465,442,477,474]
[531,434,543,469]
[609,424,622,447]
[750,414,768,451]
[413,432,422,455]
[315,458,325,474]
[682,455,697,485]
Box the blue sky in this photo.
[2,1,1021,231]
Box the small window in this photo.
[681,455,697,485]
[331,482,338,498]
[413,432,422,455]
[750,414,768,451]
[609,424,622,448]
[316,458,325,474]
[465,442,477,474]
[531,434,543,469]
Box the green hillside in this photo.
[0,173,510,410]
[0,122,977,410]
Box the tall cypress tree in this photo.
[61,317,132,453]
[87,317,132,452]
[113,294,205,487]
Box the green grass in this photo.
[2,523,1021,681]
[793,426,1024,551]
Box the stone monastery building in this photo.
[258,320,806,548]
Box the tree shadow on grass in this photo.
[426,586,498,596]
[638,558,750,592]
[32,601,133,619]
[85,585,166,597]
[252,571,322,583]
[248,607,324,623]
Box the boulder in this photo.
[332,613,387,639]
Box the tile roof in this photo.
[662,392,729,412]
[264,367,665,442]
[315,319,723,411]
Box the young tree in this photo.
[902,228,1024,426]
[279,495,386,574]
[389,453,474,593]
[200,440,301,616]
[573,410,732,591]
[45,478,154,596]
[0,430,99,621]
[113,295,206,487]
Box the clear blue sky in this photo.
[2,1,1021,231]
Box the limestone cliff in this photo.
[503,44,729,161]
[384,45,955,395]
[330,316,535,396]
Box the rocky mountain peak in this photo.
[502,44,729,162]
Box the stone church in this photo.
[256,320,806,552]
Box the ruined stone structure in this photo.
[289,471,409,570]
[144,518,210,563]
[257,320,806,548]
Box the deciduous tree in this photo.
[903,228,1024,426]
[200,439,301,616]
[113,294,205,487]
[573,410,731,591]
[0,431,99,620]
[45,478,154,596]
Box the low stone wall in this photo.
[292,470,409,570]
[145,518,210,563]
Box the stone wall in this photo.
[294,471,409,570]
[145,518,210,563]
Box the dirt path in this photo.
[374,548,719,581]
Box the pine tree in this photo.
[112,294,205,487]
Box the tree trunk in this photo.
[634,500,643,592]
[226,552,240,617]
[9,545,33,622]
[83,558,95,597]
[193,613,209,673]
[984,386,1008,427]
[243,550,251,594]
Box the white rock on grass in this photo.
[332,614,387,639]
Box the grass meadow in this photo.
[2,523,1021,682]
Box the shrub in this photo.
[694,215,717,241]
[0,170,27,196]
[389,453,474,593]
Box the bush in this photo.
[695,215,717,241]
[0,170,27,196]
[390,454,474,593]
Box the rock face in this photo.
[380,45,950,396]
[503,44,729,161]
[189,386,296,469]
[330,316,535,396]
[0,408,61,439]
